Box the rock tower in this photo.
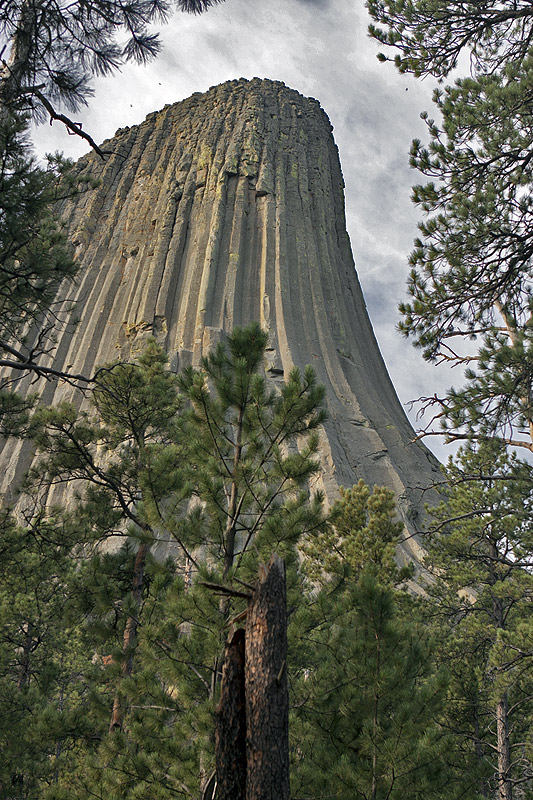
[1,78,440,564]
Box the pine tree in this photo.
[291,483,456,800]
[177,323,327,581]
[363,9,533,790]
[28,339,189,741]
[25,326,328,798]
[0,0,222,129]
[24,339,203,797]
[367,2,533,79]
[302,479,411,586]
[0,111,85,432]
[0,116,75,344]
[366,1,533,455]
[0,508,91,798]
[423,441,533,800]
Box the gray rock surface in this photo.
[1,78,441,566]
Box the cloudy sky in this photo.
[32,0,456,461]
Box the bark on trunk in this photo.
[223,405,244,580]
[215,628,247,800]
[245,554,290,800]
[17,623,33,690]
[497,694,512,800]
[495,301,533,448]
[109,541,150,733]
[371,634,381,800]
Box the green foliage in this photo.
[0,0,222,119]
[367,1,533,79]
[178,322,327,579]
[0,112,77,435]
[303,479,411,586]
[291,481,455,800]
[0,114,75,343]
[28,339,187,543]
[17,329,523,800]
[423,441,533,796]
[0,110,104,437]
[15,326,328,798]
[365,6,533,785]
[367,1,533,454]
[0,509,92,798]
[18,341,193,796]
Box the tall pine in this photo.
[423,442,533,800]
[24,325,327,798]
[291,482,456,800]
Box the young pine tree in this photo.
[26,325,328,799]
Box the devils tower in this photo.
[1,78,439,561]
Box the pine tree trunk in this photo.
[109,541,150,733]
[16,622,33,689]
[245,554,290,800]
[223,405,244,580]
[495,302,533,447]
[497,694,512,800]
[371,634,381,800]
[215,628,247,800]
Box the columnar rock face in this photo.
[1,78,440,563]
